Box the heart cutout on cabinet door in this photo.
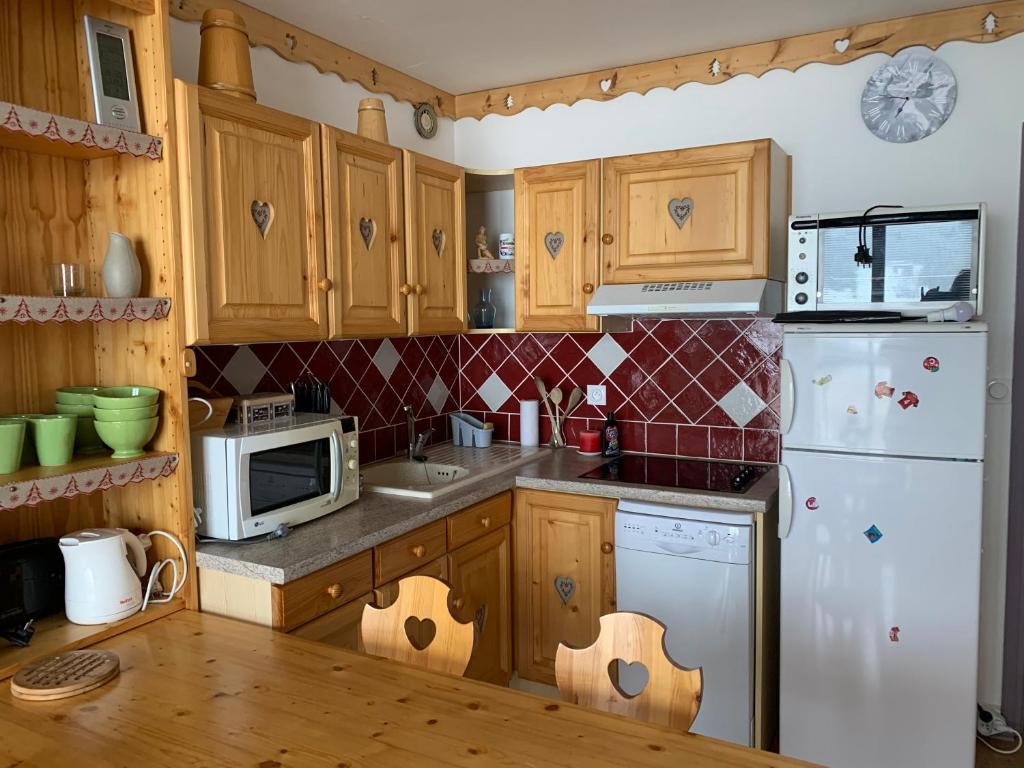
[833,37,850,53]
[432,228,446,257]
[554,575,575,604]
[404,616,437,650]
[250,200,275,240]
[608,659,649,698]
[359,217,378,250]
[545,231,565,259]
[667,197,694,229]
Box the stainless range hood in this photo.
[586,279,782,317]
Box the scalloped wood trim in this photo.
[454,0,1024,119]
[170,0,456,118]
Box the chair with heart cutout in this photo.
[360,574,476,676]
[554,612,703,731]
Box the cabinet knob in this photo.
[414,284,425,296]
[390,233,398,243]
[452,596,465,610]
[601,233,614,245]
[326,583,343,599]
[318,278,333,292]
[582,283,594,295]
[399,283,412,296]
[479,516,491,528]
[601,542,613,554]
[410,544,426,558]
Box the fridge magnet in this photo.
[898,391,920,410]
[812,374,833,386]
[847,405,859,415]
[889,626,901,642]
[874,381,895,399]
[922,356,941,373]
[554,576,576,605]
[863,524,884,543]
[805,497,819,511]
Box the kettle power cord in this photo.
[977,704,1022,755]
[139,530,188,612]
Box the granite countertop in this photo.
[196,444,779,584]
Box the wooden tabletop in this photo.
[0,611,817,767]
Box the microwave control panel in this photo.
[786,217,819,312]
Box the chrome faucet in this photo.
[401,405,434,462]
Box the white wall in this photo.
[456,36,1024,706]
[169,18,455,162]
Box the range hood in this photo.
[586,279,782,317]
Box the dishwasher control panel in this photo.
[616,511,751,564]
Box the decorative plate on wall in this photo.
[861,50,957,143]
[414,102,438,139]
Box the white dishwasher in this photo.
[615,499,755,746]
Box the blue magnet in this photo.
[863,524,883,543]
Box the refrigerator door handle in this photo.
[778,463,793,539]
[780,358,795,435]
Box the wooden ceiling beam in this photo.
[170,0,456,118]
[453,0,1024,119]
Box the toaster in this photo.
[0,538,64,646]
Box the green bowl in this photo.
[55,403,95,417]
[94,417,159,459]
[56,386,102,406]
[93,386,161,410]
[93,404,158,422]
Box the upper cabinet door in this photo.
[323,128,406,338]
[602,139,788,284]
[404,152,466,335]
[515,160,600,332]
[176,82,327,345]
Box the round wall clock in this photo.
[413,102,438,139]
[861,51,957,143]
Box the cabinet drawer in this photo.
[373,555,448,608]
[373,520,447,586]
[290,593,372,651]
[271,550,373,631]
[447,492,512,550]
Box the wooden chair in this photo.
[554,612,703,731]
[360,575,475,676]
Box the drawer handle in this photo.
[318,278,333,292]
[582,283,594,295]
[601,233,614,245]
[399,283,412,296]
[452,596,465,610]
[326,583,344,599]
[414,284,425,296]
[410,544,426,558]
[390,232,399,243]
[479,516,491,528]
[601,542,613,554]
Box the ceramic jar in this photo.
[102,232,142,298]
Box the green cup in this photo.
[28,415,78,467]
[7,414,44,466]
[0,419,26,474]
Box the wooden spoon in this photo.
[565,387,584,418]
[549,387,565,445]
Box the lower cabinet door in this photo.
[448,526,513,685]
[290,593,372,651]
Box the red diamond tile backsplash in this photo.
[190,318,782,466]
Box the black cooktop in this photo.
[578,455,769,494]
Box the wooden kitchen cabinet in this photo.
[322,127,407,337]
[601,139,789,285]
[373,555,448,607]
[514,489,617,685]
[404,151,467,334]
[515,160,601,331]
[290,593,372,650]
[449,526,513,685]
[175,81,328,344]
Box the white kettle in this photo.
[59,528,149,625]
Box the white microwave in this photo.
[192,414,359,541]
[786,204,985,316]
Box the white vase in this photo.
[102,232,142,298]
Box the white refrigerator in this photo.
[778,322,987,768]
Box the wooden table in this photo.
[0,611,817,767]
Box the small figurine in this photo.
[475,225,495,259]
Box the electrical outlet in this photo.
[587,384,607,406]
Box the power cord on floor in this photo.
[977,704,1022,755]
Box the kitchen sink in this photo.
[361,460,471,499]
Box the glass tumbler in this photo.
[51,263,87,297]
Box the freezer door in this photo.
[779,449,982,768]
[781,330,986,459]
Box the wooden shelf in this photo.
[0,101,163,161]
[468,259,514,274]
[112,0,156,14]
[1,452,178,511]
[0,599,182,680]
[0,295,171,324]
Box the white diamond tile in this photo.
[718,381,766,428]
[586,334,628,378]
[478,372,513,412]
[372,338,400,379]
[426,375,449,415]
[220,346,267,395]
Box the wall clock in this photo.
[861,51,957,143]
[413,102,438,139]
